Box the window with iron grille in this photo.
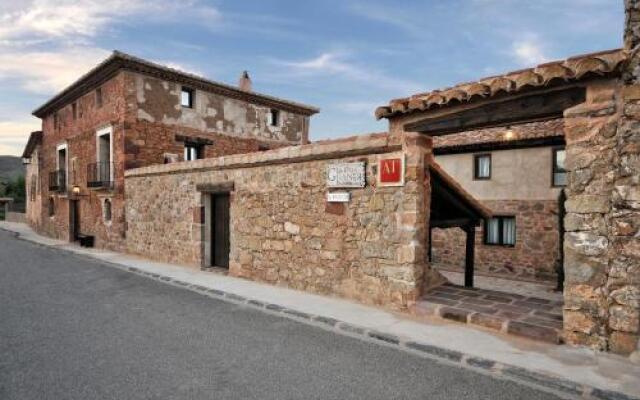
[484,216,516,246]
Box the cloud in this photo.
[511,39,549,66]
[0,46,111,94]
[273,52,421,93]
[0,0,221,45]
[0,119,41,156]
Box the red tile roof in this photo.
[376,49,625,120]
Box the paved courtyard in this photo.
[0,229,568,400]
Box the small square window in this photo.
[184,143,203,161]
[181,87,194,108]
[474,153,491,180]
[267,108,280,127]
[96,87,103,108]
[552,147,567,187]
[485,216,516,246]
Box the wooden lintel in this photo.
[196,182,234,193]
[405,86,586,135]
[431,218,478,229]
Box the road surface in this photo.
[0,230,561,400]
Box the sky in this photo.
[0,0,624,156]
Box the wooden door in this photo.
[211,194,230,268]
[70,200,80,241]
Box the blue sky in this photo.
[0,0,624,155]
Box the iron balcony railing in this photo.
[87,162,113,189]
[48,170,66,192]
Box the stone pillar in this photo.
[400,132,445,304]
[562,0,640,356]
[608,0,640,355]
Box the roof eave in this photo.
[32,51,320,118]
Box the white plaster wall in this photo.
[434,146,563,201]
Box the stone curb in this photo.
[3,227,639,400]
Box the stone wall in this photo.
[432,200,560,282]
[6,212,27,223]
[125,133,439,310]
[562,69,640,354]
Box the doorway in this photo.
[210,193,230,268]
[69,200,80,241]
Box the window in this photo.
[267,108,280,127]
[96,87,103,108]
[103,199,112,222]
[53,113,59,130]
[184,143,203,161]
[72,102,77,120]
[552,147,567,187]
[48,197,55,217]
[485,216,516,246]
[181,87,194,108]
[30,177,37,201]
[96,126,113,184]
[473,153,491,180]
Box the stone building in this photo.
[24,51,318,250]
[428,119,566,283]
[22,1,640,357]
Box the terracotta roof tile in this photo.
[376,48,625,120]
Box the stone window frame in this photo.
[96,125,114,183]
[484,215,516,247]
[551,146,567,188]
[181,86,194,108]
[56,142,69,191]
[473,153,491,180]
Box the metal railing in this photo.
[48,170,66,192]
[87,162,113,189]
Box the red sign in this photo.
[379,158,403,185]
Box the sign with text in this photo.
[378,154,405,186]
[326,162,365,188]
[327,192,350,203]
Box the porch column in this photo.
[464,224,475,288]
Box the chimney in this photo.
[238,70,252,92]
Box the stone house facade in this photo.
[429,119,566,283]
[25,51,318,251]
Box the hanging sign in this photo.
[378,154,405,186]
[326,162,365,188]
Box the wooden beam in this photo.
[434,135,565,156]
[464,224,475,288]
[430,218,477,229]
[405,87,585,135]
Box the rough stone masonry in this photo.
[562,0,640,355]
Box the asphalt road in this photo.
[0,230,562,400]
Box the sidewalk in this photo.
[1,221,639,400]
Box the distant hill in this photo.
[0,156,24,183]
